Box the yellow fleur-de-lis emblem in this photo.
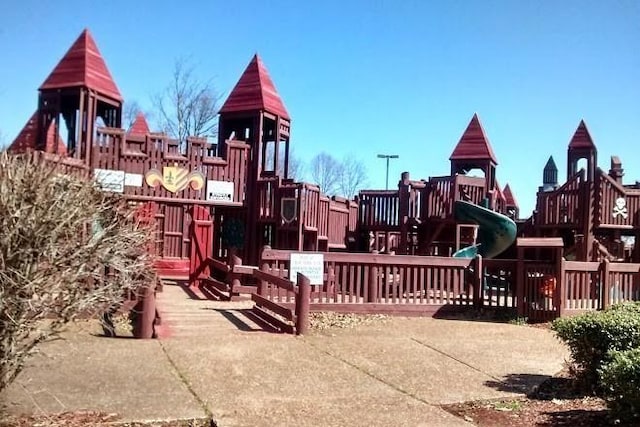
[145,164,205,193]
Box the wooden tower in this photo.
[36,29,123,163]
[449,113,498,202]
[567,120,598,260]
[542,156,559,191]
[567,120,597,182]
[503,183,519,220]
[218,54,291,263]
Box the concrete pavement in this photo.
[1,283,568,426]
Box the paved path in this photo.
[2,283,569,426]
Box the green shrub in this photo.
[551,302,640,386]
[600,348,640,420]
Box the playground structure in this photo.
[8,29,640,329]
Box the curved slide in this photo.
[452,200,517,259]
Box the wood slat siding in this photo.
[535,171,583,227]
[93,129,249,205]
[598,172,640,228]
[318,196,330,239]
[358,190,399,231]
[562,261,602,313]
[604,262,640,307]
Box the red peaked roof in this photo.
[127,113,151,136]
[494,180,506,201]
[568,120,595,150]
[40,29,122,101]
[503,183,518,207]
[219,54,290,120]
[8,112,67,155]
[450,114,498,163]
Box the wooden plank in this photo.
[251,293,295,321]
[208,257,231,273]
[252,305,295,334]
[252,269,296,292]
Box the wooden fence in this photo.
[516,258,640,321]
[259,248,492,316]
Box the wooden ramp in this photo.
[155,281,267,338]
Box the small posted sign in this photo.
[94,169,125,193]
[289,253,324,285]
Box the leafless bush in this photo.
[0,152,155,392]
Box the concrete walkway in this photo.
[1,283,569,426]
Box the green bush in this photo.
[600,348,640,420]
[551,302,640,386]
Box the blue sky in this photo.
[0,0,638,216]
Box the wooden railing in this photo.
[252,267,311,335]
[260,248,484,314]
[358,190,399,231]
[597,171,640,228]
[535,171,583,227]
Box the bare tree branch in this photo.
[153,58,221,147]
[310,152,341,195]
[123,101,143,131]
[339,154,369,199]
[0,153,155,391]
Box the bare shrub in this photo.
[0,153,155,392]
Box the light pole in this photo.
[377,154,399,190]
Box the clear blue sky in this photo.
[1,0,638,216]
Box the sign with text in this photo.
[124,173,143,187]
[206,180,234,203]
[289,253,324,285]
[94,169,125,193]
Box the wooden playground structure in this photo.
[8,29,640,332]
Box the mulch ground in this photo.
[440,364,639,426]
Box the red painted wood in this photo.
[449,113,498,162]
[503,183,518,207]
[188,205,213,287]
[219,54,290,120]
[127,113,151,136]
[40,29,122,101]
[8,112,67,155]
[568,120,596,149]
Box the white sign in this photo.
[94,169,125,193]
[206,180,234,203]
[290,253,324,285]
[124,173,143,187]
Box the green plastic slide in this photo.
[452,200,517,259]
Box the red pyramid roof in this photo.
[219,54,290,120]
[40,29,122,101]
[568,120,595,150]
[494,179,506,201]
[127,113,151,136]
[503,183,518,207]
[450,114,498,163]
[8,112,67,155]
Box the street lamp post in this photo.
[377,154,399,190]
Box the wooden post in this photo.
[516,246,525,317]
[258,262,269,296]
[473,254,483,308]
[368,251,379,303]
[228,251,242,299]
[556,252,565,317]
[296,273,311,336]
[602,259,611,310]
[133,283,156,339]
[398,172,410,255]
